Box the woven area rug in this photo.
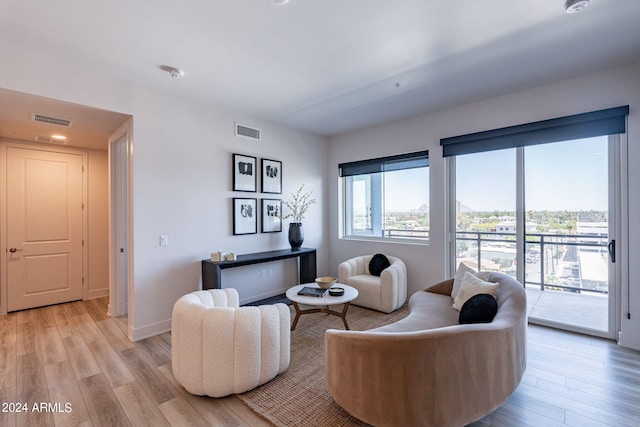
[236,302,410,426]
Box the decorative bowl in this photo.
[329,287,345,297]
[315,276,337,289]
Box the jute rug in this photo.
[236,302,410,426]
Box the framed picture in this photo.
[261,199,282,233]
[233,154,257,192]
[261,158,282,194]
[233,198,257,235]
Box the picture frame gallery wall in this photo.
[232,153,283,235]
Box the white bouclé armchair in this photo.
[338,254,407,313]
[171,288,290,397]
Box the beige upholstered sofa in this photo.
[338,254,407,313]
[325,272,527,427]
[172,288,290,397]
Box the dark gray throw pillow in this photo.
[368,253,391,277]
[459,293,498,324]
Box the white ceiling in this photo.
[2,0,640,149]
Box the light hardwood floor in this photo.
[1,297,639,426]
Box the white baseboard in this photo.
[240,287,289,305]
[87,288,109,299]
[129,318,171,342]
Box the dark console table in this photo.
[201,247,317,290]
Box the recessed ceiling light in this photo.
[270,0,290,5]
[565,0,590,14]
[51,135,67,142]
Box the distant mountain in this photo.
[457,201,474,213]
[390,204,429,214]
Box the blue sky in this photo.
[456,136,608,212]
[384,168,429,211]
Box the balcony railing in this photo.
[382,228,430,239]
[456,231,609,295]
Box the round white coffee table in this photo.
[286,283,358,331]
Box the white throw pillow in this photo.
[451,263,477,299]
[453,271,499,311]
[475,271,492,281]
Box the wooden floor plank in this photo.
[113,381,171,427]
[95,318,135,353]
[37,305,58,330]
[62,335,101,380]
[16,351,46,397]
[0,343,17,390]
[0,312,17,346]
[135,334,172,367]
[44,360,92,426]
[74,313,105,344]
[83,297,109,323]
[118,346,178,405]
[87,337,135,388]
[51,305,81,339]
[78,373,131,427]
[14,388,54,427]
[16,320,38,356]
[0,385,17,427]
[158,396,210,427]
[39,326,67,366]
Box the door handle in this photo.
[9,247,23,253]
[608,239,616,263]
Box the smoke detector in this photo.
[565,0,590,13]
[160,65,185,79]
[169,68,184,79]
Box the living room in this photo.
[1,1,640,425]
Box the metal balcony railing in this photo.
[456,231,609,295]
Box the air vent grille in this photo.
[235,123,261,140]
[32,113,73,127]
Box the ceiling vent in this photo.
[32,112,73,127]
[235,123,261,141]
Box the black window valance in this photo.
[440,105,629,157]
[339,150,429,177]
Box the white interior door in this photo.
[6,146,84,311]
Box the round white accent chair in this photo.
[171,288,290,397]
[338,255,407,313]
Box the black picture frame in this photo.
[261,199,282,233]
[261,158,282,194]
[233,198,257,235]
[233,153,257,192]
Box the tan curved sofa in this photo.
[325,272,526,427]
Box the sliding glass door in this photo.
[452,136,618,338]
[523,136,613,335]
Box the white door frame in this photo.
[108,119,133,328]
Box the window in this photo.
[340,151,429,241]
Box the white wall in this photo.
[328,61,640,350]
[0,41,328,340]
[130,86,328,338]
